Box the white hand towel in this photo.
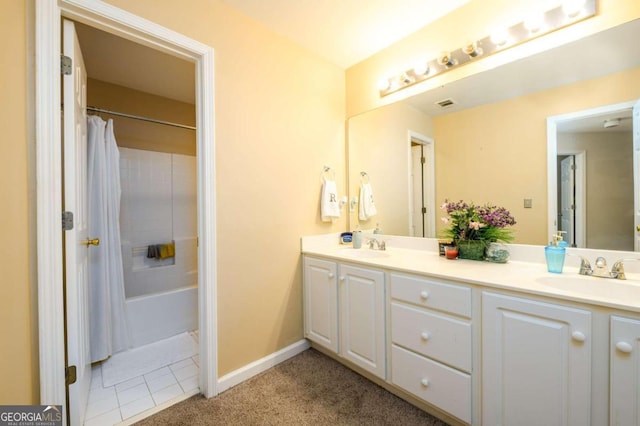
[359,182,377,220]
[321,179,340,222]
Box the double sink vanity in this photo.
[301,233,640,425]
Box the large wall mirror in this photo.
[347,18,640,251]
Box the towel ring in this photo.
[321,166,336,181]
[360,171,370,183]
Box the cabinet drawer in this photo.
[390,273,471,318]
[392,344,471,424]
[391,302,471,372]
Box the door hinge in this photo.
[421,156,426,164]
[65,365,77,386]
[422,207,427,214]
[571,164,576,170]
[62,211,74,230]
[60,55,72,75]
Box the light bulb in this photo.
[490,27,509,46]
[413,62,429,76]
[524,14,545,33]
[562,0,586,17]
[377,77,391,92]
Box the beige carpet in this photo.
[135,348,450,425]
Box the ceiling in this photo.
[220,0,469,68]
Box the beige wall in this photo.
[348,102,433,234]
[0,0,38,404]
[346,0,640,117]
[559,132,634,251]
[434,66,640,245]
[4,0,345,402]
[87,78,197,155]
[98,0,347,376]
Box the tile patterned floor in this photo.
[84,332,199,426]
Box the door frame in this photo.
[407,131,435,238]
[547,100,635,245]
[35,0,218,410]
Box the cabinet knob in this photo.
[420,332,431,341]
[328,273,334,279]
[616,341,633,354]
[571,331,586,342]
[420,378,430,388]
[339,276,345,282]
[420,291,429,300]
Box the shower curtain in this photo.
[87,115,130,362]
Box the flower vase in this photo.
[456,240,486,261]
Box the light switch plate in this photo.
[524,198,533,208]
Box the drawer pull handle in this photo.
[420,291,429,300]
[420,378,430,388]
[420,332,431,341]
[328,273,334,279]
[616,341,633,354]
[571,331,586,342]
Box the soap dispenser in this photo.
[373,223,382,234]
[545,231,567,274]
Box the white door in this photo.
[610,315,640,425]
[410,144,424,237]
[482,292,591,426]
[303,257,338,353]
[560,155,575,246]
[63,19,92,425]
[339,264,385,379]
[634,100,640,251]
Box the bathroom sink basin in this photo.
[338,248,390,259]
[535,275,640,301]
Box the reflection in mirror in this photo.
[347,19,640,250]
[548,101,637,251]
[348,102,434,236]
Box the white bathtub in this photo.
[125,285,198,348]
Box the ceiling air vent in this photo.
[436,98,456,109]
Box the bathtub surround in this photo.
[87,116,129,363]
[119,148,197,299]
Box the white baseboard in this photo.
[217,339,310,393]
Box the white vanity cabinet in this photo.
[303,256,386,379]
[389,273,472,424]
[610,315,640,425]
[482,292,592,426]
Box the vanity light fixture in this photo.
[378,0,596,97]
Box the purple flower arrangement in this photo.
[440,200,516,243]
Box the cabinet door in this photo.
[482,292,591,426]
[303,257,338,352]
[339,264,385,379]
[611,315,640,426]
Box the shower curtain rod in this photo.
[86,106,196,131]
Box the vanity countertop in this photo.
[302,236,640,314]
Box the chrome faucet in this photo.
[367,238,386,251]
[576,256,638,280]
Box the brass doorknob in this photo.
[637,225,640,232]
[83,238,100,247]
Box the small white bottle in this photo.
[373,223,382,234]
[352,231,362,249]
